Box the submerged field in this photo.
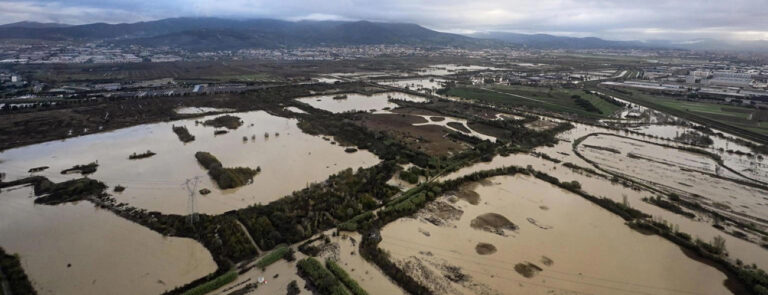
[381,175,735,295]
[0,186,216,295]
[0,110,379,214]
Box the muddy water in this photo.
[578,134,768,222]
[0,186,216,295]
[381,174,734,295]
[296,92,428,114]
[0,111,380,214]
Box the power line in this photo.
[183,176,201,228]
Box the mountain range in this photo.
[0,18,765,52]
[0,18,498,50]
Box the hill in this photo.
[0,17,501,50]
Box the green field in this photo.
[595,87,768,141]
[447,85,622,119]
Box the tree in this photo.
[287,280,300,295]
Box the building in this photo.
[708,71,753,88]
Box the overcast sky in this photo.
[1,0,767,41]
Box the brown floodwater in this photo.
[441,148,768,271]
[0,186,216,295]
[296,92,428,114]
[381,174,735,295]
[0,110,380,214]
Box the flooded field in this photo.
[442,151,768,271]
[377,78,447,96]
[296,92,428,113]
[0,186,216,295]
[577,134,768,223]
[0,110,380,214]
[381,174,735,295]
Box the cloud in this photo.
[1,0,767,41]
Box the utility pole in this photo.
[183,176,201,227]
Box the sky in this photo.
[1,0,767,41]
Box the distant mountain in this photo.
[468,32,647,49]
[0,17,501,50]
[0,21,72,29]
[470,31,768,52]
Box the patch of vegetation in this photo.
[675,131,714,147]
[326,259,368,295]
[255,246,291,269]
[0,247,37,295]
[195,152,259,189]
[27,166,48,173]
[34,177,107,205]
[128,150,156,160]
[287,280,300,295]
[644,196,696,219]
[571,95,602,114]
[296,258,349,295]
[173,125,195,142]
[60,162,99,175]
[180,270,237,295]
[202,115,243,130]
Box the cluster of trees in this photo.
[172,125,195,142]
[296,258,349,295]
[30,177,107,205]
[235,163,399,251]
[675,131,714,147]
[0,247,36,295]
[643,196,696,219]
[359,231,431,295]
[202,115,243,130]
[195,151,259,189]
[326,259,368,295]
[255,246,293,269]
[60,162,99,175]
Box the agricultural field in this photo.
[447,85,624,119]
